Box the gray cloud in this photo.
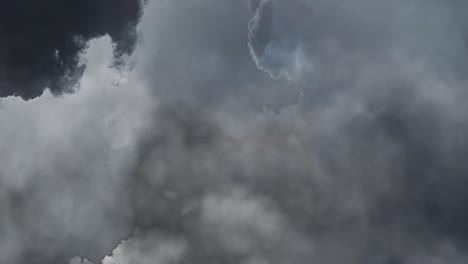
[3,0,468,263]
[128,0,468,262]
[0,37,154,263]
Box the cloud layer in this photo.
[4,0,468,263]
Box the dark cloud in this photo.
[128,0,468,262]
[127,87,468,263]
[0,0,145,100]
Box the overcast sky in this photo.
[3,0,468,263]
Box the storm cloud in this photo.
[4,0,468,263]
[0,0,145,99]
[123,0,468,262]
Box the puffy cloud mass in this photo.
[0,36,154,263]
[4,0,468,263]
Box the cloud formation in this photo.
[0,0,145,99]
[4,0,468,263]
[0,36,154,263]
[127,0,468,262]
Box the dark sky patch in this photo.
[0,0,145,100]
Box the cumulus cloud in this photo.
[5,0,468,263]
[126,0,468,262]
[0,36,153,263]
[101,230,186,264]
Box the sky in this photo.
[2,0,468,263]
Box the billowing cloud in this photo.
[0,36,154,263]
[128,0,468,262]
[0,0,145,100]
[101,230,186,264]
[4,0,468,263]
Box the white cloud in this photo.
[101,231,186,264]
[0,35,155,262]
